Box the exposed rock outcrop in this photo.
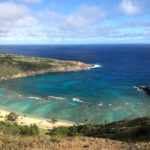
[138,86,150,96]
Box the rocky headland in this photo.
[0,54,92,82]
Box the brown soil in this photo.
[0,136,149,150]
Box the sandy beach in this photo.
[0,109,75,129]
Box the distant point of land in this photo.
[0,54,91,82]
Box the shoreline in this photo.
[0,63,100,82]
[0,54,93,82]
[0,108,76,129]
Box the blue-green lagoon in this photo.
[0,44,150,123]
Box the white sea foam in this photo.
[14,92,23,97]
[48,96,66,100]
[133,86,143,92]
[17,94,23,97]
[72,98,83,103]
[125,102,130,105]
[98,103,103,107]
[86,64,102,70]
[132,109,142,117]
[109,104,112,107]
[137,102,143,105]
[16,92,42,100]
[113,106,123,111]
[27,96,42,100]
[18,94,23,97]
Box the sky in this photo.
[0,0,150,44]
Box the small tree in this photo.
[7,112,18,122]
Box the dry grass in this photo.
[0,133,149,150]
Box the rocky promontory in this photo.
[0,54,92,82]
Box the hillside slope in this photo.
[0,54,91,81]
[0,117,149,150]
[0,135,149,150]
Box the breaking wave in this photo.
[133,86,143,92]
[72,98,83,103]
[86,64,102,70]
[27,96,42,100]
[48,96,66,100]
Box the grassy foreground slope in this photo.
[0,117,150,150]
[0,135,149,150]
[0,54,90,81]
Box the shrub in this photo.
[0,121,39,136]
[19,124,39,136]
[7,112,18,122]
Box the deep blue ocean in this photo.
[0,44,150,123]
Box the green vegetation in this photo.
[0,54,88,80]
[19,124,39,136]
[47,117,150,141]
[7,112,18,122]
[0,115,150,141]
[0,117,149,149]
[0,121,39,136]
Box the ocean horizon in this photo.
[0,44,150,123]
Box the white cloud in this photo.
[144,28,150,36]
[0,1,42,41]
[0,1,148,43]
[39,5,106,33]
[66,5,106,29]
[15,0,42,4]
[16,16,38,26]
[32,5,108,42]
[119,0,140,15]
[0,2,29,23]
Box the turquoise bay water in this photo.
[0,45,150,123]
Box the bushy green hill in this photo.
[47,117,150,141]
